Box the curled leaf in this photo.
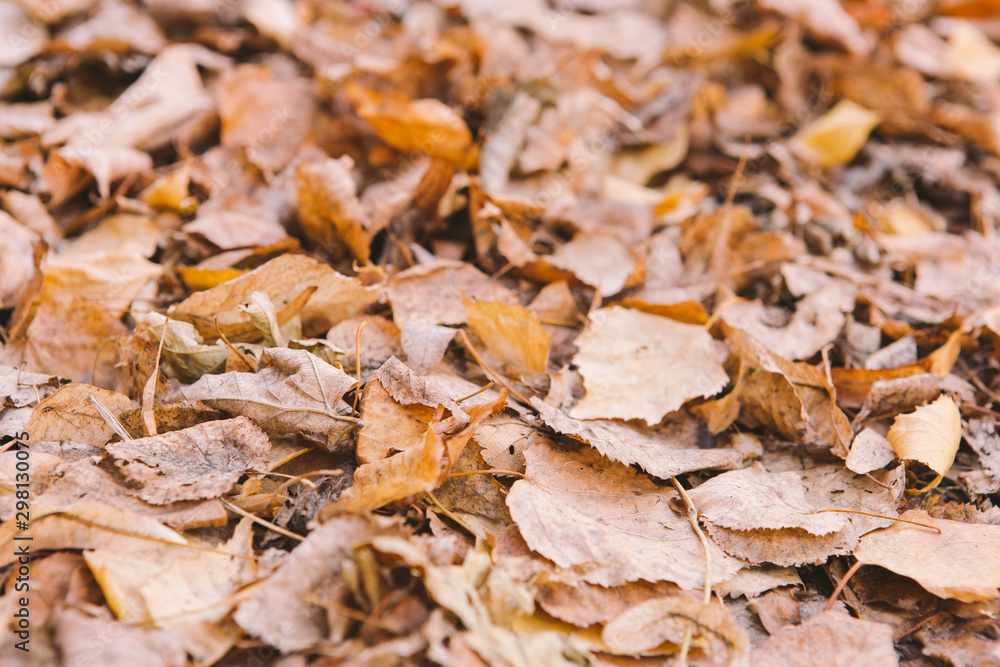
[886,395,962,476]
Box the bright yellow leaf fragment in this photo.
[887,395,962,476]
[793,100,882,168]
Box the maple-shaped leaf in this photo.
[181,348,358,451]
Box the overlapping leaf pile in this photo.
[3,0,1000,665]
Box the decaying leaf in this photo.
[792,100,882,167]
[886,395,962,476]
[105,417,271,504]
[465,299,550,375]
[752,611,898,667]
[181,348,358,451]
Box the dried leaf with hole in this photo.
[886,395,961,476]
[105,417,271,504]
[506,441,743,589]
[853,509,1000,602]
[180,348,358,451]
[571,306,729,425]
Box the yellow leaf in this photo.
[793,100,881,168]
[464,298,550,375]
[887,395,962,475]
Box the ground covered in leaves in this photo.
[3,0,1000,665]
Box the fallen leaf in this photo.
[105,417,271,504]
[886,395,962,476]
[26,384,131,446]
[752,611,898,667]
[385,261,518,327]
[465,299,550,375]
[506,441,743,589]
[853,509,1000,602]
[181,348,358,451]
[791,100,882,168]
[846,427,896,474]
[570,306,729,425]
[296,156,371,264]
[533,398,741,480]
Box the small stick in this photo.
[221,498,304,542]
[141,318,167,437]
[353,320,368,414]
[455,381,494,404]
[89,395,132,442]
[825,559,864,612]
[448,469,525,480]
[457,329,534,408]
[215,318,257,370]
[671,477,713,605]
[817,509,941,532]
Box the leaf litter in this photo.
[4,1,1000,665]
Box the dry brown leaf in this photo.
[532,398,741,480]
[216,64,314,173]
[399,321,457,374]
[169,253,378,340]
[105,417,271,504]
[180,348,358,451]
[465,299,550,375]
[506,441,743,589]
[846,427,896,474]
[886,395,962,476]
[356,378,436,464]
[385,261,518,327]
[602,597,749,664]
[296,157,371,264]
[689,464,846,536]
[548,233,638,298]
[54,608,187,667]
[571,306,729,425]
[853,509,1000,602]
[534,580,680,629]
[347,84,472,164]
[234,515,394,652]
[751,611,898,667]
[26,384,131,446]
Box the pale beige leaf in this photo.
[602,597,749,665]
[105,417,271,504]
[180,348,358,451]
[465,299,550,375]
[385,261,518,327]
[886,395,961,475]
[571,306,729,425]
[506,441,743,589]
[548,232,636,297]
[853,509,1000,602]
[846,427,896,474]
[688,464,846,535]
[532,398,741,479]
[399,320,457,374]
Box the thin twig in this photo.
[455,381,494,403]
[215,318,258,370]
[448,469,526,480]
[353,320,368,414]
[670,477,712,605]
[825,559,864,612]
[457,329,534,408]
[221,498,304,542]
[817,508,941,532]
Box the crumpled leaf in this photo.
[886,395,962,476]
[506,441,743,589]
[181,348,358,451]
[105,417,271,504]
[853,509,1000,602]
[571,306,729,425]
